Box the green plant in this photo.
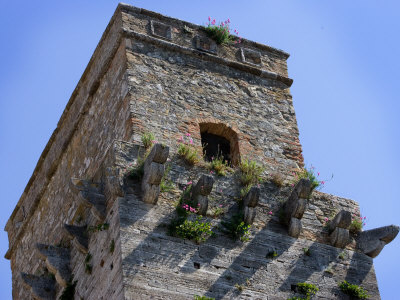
[88,223,109,232]
[178,133,200,165]
[234,283,244,292]
[338,250,347,260]
[239,159,264,186]
[141,132,155,149]
[221,213,251,242]
[59,279,77,300]
[288,282,319,300]
[290,166,331,194]
[303,247,311,256]
[208,154,230,176]
[85,253,93,274]
[160,164,175,193]
[204,17,241,45]
[239,185,251,200]
[109,239,115,253]
[266,250,278,259]
[349,213,366,234]
[194,295,215,300]
[211,205,225,218]
[339,281,369,299]
[126,156,145,180]
[175,216,213,243]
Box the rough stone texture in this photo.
[357,225,399,258]
[4,3,396,300]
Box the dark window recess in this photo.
[201,132,231,164]
[193,262,200,269]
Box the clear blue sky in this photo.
[1,1,399,299]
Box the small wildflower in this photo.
[210,170,214,174]
[219,204,223,208]
[324,217,329,222]
[187,181,192,185]
[268,211,273,215]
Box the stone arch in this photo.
[199,122,240,165]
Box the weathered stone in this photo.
[36,244,71,287]
[357,225,399,258]
[284,180,309,225]
[20,273,55,300]
[78,191,106,221]
[288,217,302,238]
[4,4,395,300]
[329,210,352,232]
[243,186,260,208]
[63,224,88,253]
[244,206,256,225]
[145,143,169,165]
[192,175,214,196]
[330,227,350,248]
[196,195,208,216]
[293,178,312,199]
[142,162,164,185]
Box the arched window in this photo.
[199,122,240,165]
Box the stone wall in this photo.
[5,4,394,300]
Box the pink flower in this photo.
[151,140,157,144]
[186,133,191,137]
[291,183,294,187]
[219,204,223,208]
[364,216,366,219]
[268,211,273,215]
[210,170,214,174]
[363,223,366,226]
[189,138,193,145]
[187,181,192,185]
[227,18,230,23]
[324,217,329,222]
[317,172,320,176]
[212,19,216,25]
[208,16,211,21]
[321,181,325,185]
[197,203,201,207]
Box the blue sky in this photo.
[0,1,399,299]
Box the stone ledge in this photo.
[122,28,293,87]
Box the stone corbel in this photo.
[328,210,352,248]
[191,175,214,215]
[243,186,260,225]
[141,144,169,204]
[357,225,399,258]
[284,178,311,238]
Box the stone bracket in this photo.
[191,175,214,215]
[150,20,172,40]
[194,35,217,54]
[357,225,399,258]
[329,210,352,248]
[20,273,56,300]
[243,186,260,225]
[77,191,106,222]
[283,179,311,238]
[141,144,169,204]
[240,48,262,66]
[36,244,71,288]
[64,224,88,254]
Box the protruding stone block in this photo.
[283,179,310,226]
[194,35,217,54]
[192,175,214,196]
[78,191,106,221]
[36,244,71,287]
[243,187,260,208]
[240,48,262,66]
[329,210,352,233]
[288,217,302,238]
[20,273,56,300]
[244,206,257,225]
[142,162,164,185]
[145,143,169,165]
[191,175,214,215]
[330,227,350,248]
[357,225,399,258]
[63,224,88,253]
[70,178,100,193]
[141,144,169,205]
[150,20,172,40]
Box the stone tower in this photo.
[5,4,398,299]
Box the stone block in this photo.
[240,48,262,66]
[63,224,88,253]
[194,35,217,54]
[20,273,55,300]
[36,244,71,287]
[243,186,260,208]
[288,217,302,238]
[357,225,399,258]
[329,210,352,233]
[191,175,214,215]
[244,206,256,225]
[142,183,160,205]
[150,20,172,40]
[330,227,349,248]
